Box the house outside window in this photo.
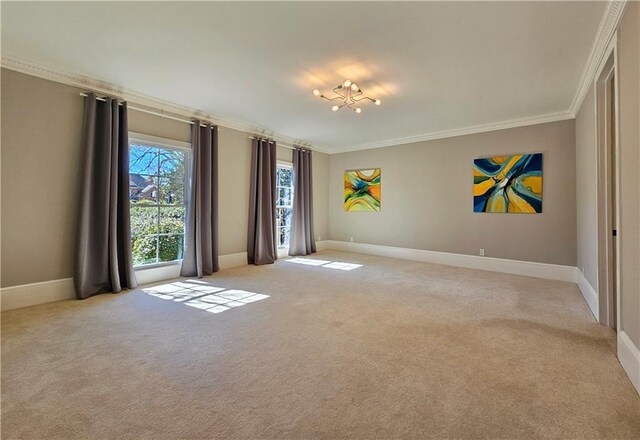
[276,163,294,248]
[129,134,190,266]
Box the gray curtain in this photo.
[74,93,137,300]
[289,148,316,256]
[181,122,219,277]
[247,138,277,265]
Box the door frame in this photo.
[594,34,621,330]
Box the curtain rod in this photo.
[248,136,294,151]
[81,93,312,151]
[79,92,214,128]
[249,136,313,152]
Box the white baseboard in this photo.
[576,268,599,321]
[276,241,328,258]
[323,240,577,282]
[0,278,75,311]
[618,331,640,395]
[1,252,250,312]
[219,252,248,269]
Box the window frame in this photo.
[276,160,294,250]
[128,132,191,270]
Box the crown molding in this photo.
[1,0,626,160]
[331,110,574,154]
[335,0,628,155]
[568,0,627,117]
[0,54,332,154]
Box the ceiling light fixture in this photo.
[312,80,381,114]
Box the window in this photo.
[276,164,294,248]
[129,135,189,266]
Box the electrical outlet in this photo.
[349,237,354,242]
[479,248,485,256]
[317,235,321,241]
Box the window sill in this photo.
[134,260,182,271]
[134,260,182,285]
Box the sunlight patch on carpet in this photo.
[285,258,331,266]
[285,258,363,271]
[142,280,269,314]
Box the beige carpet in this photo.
[2,250,639,439]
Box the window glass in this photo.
[130,142,187,266]
[276,166,294,248]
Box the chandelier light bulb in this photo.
[312,81,382,113]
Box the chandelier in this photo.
[312,80,381,114]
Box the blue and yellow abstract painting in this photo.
[345,169,381,212]
[473,153,542,213]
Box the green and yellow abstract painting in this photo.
[473,153,542,213]
[344,169,381,212]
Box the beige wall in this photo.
[1,69,329,288]
[575,87,598,289]
[129,108,190,143]
[1,69,84,287]
[574,3,639,348]
[328,120,577,266]
[217,126,252,256]
[312,152,329,241]
[617,2,639,347]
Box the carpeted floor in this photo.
[2,250,639,439]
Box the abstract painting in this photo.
[473,153,542,213]
[344,168,381,211]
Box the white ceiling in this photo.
[1,1,606,153]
